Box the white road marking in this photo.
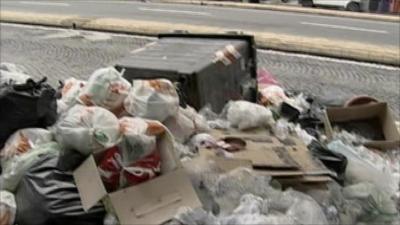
[138,7,211,16]
[301,22,388,34]
[19,1,69,6]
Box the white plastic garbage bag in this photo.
[77,67,131,115]
[0,128,53,165]
[124,79,179,122]
[0,69,31,85]
[0,142,60,192]
[259,85,288,106]
[0,191,16,225]
[226,101,275,130]
[53,105,121,155]
[164,106,209,143]
[119,117,165,162]
[57,77,86,114]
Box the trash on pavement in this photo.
[57,77,86,114]
[78,67,131,115]
[0,142,60,192]
[0,128,53,165]
[0,63,30,85]
[53,105,121,155]
[164,106,209,143]
[226,101,275,130]
[324,102,400,150]
[73,126,202,225]
[115,33,257,113]
[15,154,105,225]
[123,79,180,122]
[0,190,16,225]
[0,77,57,149]
[327,140,399,195]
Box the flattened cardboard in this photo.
[324,102,400,150]
[73,156,108,211]
[109,169,201,225]
[73,127,201,225]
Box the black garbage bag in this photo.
[308,140,347,185]
[0,78,57,149]
[56,149,87,172]
[15,154,105,225]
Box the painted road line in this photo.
[300,22,388,34]
[138,7,211,16]
[19,1,70,6]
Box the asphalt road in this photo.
[1,0,399,47]
[1,23,399,116]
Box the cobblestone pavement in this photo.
[1,23,399,116]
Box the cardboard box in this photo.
[324,102,400,150]
[73,131,202,225]
[209,129,333,180]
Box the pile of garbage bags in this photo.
[1,63,399,225]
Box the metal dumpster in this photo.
[114,33,257,113]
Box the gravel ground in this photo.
[1,23,399,116]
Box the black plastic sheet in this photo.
[15,154,105,225]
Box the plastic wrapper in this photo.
[77,67,130,115]
[98,117,164,191]
[0,128,53,165]
[226,101,275,130]
[0,77,57,149]
[164,106,209,143]
[124,79,179,122]
[0,142,60,192]
[57,77,86,114]
[0,70,31,85]
[97,146,161,192]
[0,191,16,225]
[331,182,399,225]
[53,105,121,155]
[0,63,30,85]
[259,85,288,106]
[15,154,105,225]
[189,133,218,152]
[327,140,399,195]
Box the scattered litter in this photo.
[53,105,121,155]
[0,190,16,225]
[227,101,275,130]
[124,79,179,121]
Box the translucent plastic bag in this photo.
[53,105,121,155]
[0,63,30,85]
[164,106,209,143]
[78,67,131,115]
[57,77,86,114]
[0,191,16,225]
[0,128,53,165]
[327,140,398,195]
[226,101,275,130]
[124,79,179,122]
[0,142,60,192]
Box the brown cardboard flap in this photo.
[326,102,387,122]
[324,102,400,150]
[109,168,201,225]
[73,156,108,212]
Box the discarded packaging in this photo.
[226,101,275,130]
[324,102,400,150]
[124,79,179,122]
[0,191,16,225]
[53,105,121,155]
[57,77,86,114]
[78,67,131,115]
[73,128,202,225]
